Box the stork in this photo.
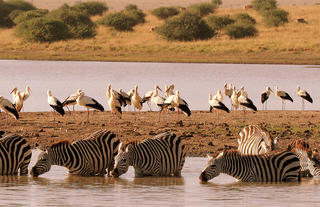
[231,86,239,111]
[76,91,104,122]
[213,90,223,102]
[224,83,233,109]
[108,90,122,119]
[209,94,229,120]
[261,86,273,110]
[10,87,23,112]
[106,84,127,107]
[21,85,31,102]
[275,87,293,110]
[238,90,257,120]
[296,86,313,110]
[142,85,162,111]
[164,84,175,98]
[0,96,19,126]
[62,89,82,113]
[131,85,143,112]
[47,90,65,121]
[164,90,191,119]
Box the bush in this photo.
[206,15,235,30]
[15,17,69,42]
[0,0,36,27]
[187,3,216,17]
[48,4,96,38]
[123,5,145,24]
[156,12,215,41]
[251,0,277,13]
[234,13,256,25]
[8,9,24,22]
[13,9,48,25]
[72,1,108,16]
[151,7,180,19]
[212,0,222,7]
[262,8,288,27]
[225,22,258,39]
[97,12,136,31]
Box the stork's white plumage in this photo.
[21,85,31,101]
[62,89,82,111]
[164,90,191,117]
[77,91,104,122]
[11,87,23,112]
[108,90,122,118]
[119,89,131,106]
[164,84,174,98]
[275,86,293,110]
[296,86,313,110]
[107,84,127,107]
[224,83,233,98]
[150,89,166,121]
[131,85,143,111]
[261,86,273,110]
[0,96,19,125]
[213,90,223,102]
[238,90,257,111]
[47,90,65,121]
[208,94,229,113]
[231,87,239,110]
[143,85,162,111]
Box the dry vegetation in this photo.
[0,5,319,64]
[2,110,320,157]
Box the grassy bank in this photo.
[0,5,319,64]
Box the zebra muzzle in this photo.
[199,172,208,182]
[111,168,119,177]
[31,167,39,177]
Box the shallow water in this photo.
[0,60,320,112]
[0,150,319,207]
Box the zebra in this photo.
[238,125,277,155]
[111,132,186,177]
[199,150,301,182]
[0,133,32,175]
[287,140,320,177]
[31,130,119,177]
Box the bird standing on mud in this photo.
[275,86,293,110]
[47,90,65,121]
[296,86,313,110]
[261,86,273,110]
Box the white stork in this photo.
[213,90,223,102]
[10,87,23,112]
[224,83,233,109]
[208,94,229,120]
[142,85,162,111]
[76,91,104,122]
[62,89,82,112]
[21,85,31,102]
[164,84,175,98]
[238,90,257,120]
[106,84,127,107]
[296,86,313,110]
[108,90,122,119]
[47,90,65,121]
[261,86,273,110]
[0,96,19,125]
[150,88,166,121]
[275,86,293,110]
[231,86,239,110]
[163,90,191,119]
[131,85,143,111]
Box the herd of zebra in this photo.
[0,125,319,183]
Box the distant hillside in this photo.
[25,0,320,11]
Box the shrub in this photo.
[15,17,69,42]
[0,0,36,27]
[212,0,222,7]
[151,7,180,19]
[225,22,258,39]
[72,1,108,16]
[97,12,136,31]
[156,12,215,41]
[262,8,288,27]
[13,9,48,25]
[48,5,96,38]
[123,5,145,24]
[251,0,277,13]
[234,13,256,25]
[206,15,235,30]
[8,9,24,22]
[187,3,216,17]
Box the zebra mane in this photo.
[50,140,71,148]
[121,140,139,151]
[287,140,310,152]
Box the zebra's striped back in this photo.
[200,150,301,182]
[31,130,119,177]
[112,132,186,177]
[287,140,320,177]
[238,125,277,155]
[0,133,31,175]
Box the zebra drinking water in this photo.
[0,133,31,175]
[199,150,301,182]
[111,132,186,177]
[31,130,119,177]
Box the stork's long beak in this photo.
[10,88,15,94]
[270,89,274,93]
[157,86,162,92]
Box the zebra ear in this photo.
[206,154,213,159]
[274,137,278,145]
[126,143,133,152]
[118,142,123,152]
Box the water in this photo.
[0,150,319,207]
[1,60,320,112]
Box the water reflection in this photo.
[132,176,185,186]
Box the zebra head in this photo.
[31,151,52,177]
[111,143,132,177]
[199,153,223,182]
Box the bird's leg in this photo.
[73,105,75,112]
[5,113,8,128]
[147,102,152,112]
[177,109,180,120]
[302,99,305,111]
[66,106,71,115]
[87,109,90,123]
[158,110,161,122]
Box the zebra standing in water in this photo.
[31,130,119,177]
[287,140,320,177]
[200,150,301,182]
[238,125,278,155]
[0,133,32,175]
[111,132,186,177]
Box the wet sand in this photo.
[1,110,320,156]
